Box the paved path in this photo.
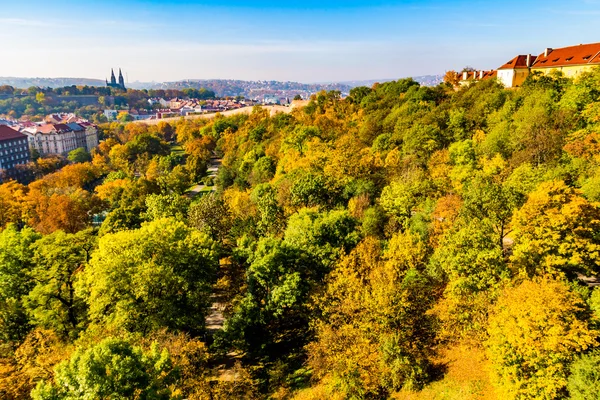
[578,274,600,287]
[133,105,291,125]
[187,157,221,198]
[205,292,226,334]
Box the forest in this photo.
[1,69,600,399]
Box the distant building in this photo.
[22,122,99,156]
[104,109,118,120]
[148,98,169,108]
[106,68,126,90]
[458,70,498,86]
[0,125,30,182]
[263,95,280,105]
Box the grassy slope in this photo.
[393,345,498,400]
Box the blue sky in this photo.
[1,0,600,82]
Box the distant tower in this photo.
[106,68,126,90]
[118,68,125,89]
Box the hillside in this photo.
[0,77,106,88]
[2,72,600,400]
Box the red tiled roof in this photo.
[36,124,56,134]
[532,42,600,68]
[0,125,26,141]
[498,55,537,70]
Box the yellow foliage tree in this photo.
[0,181,27,229]
[486,277,598,400]
[308,234,436,397]
[510,180,600,278]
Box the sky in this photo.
[1,0,600,83]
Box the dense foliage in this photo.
[1,69,600,399]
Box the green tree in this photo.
[24,230,95,338]
[430,220,508,340]
[145,193,190,222]
[461,175,521,249]
[188,193,233,243]
[284,126,320,155]
[221,237,322,360]
[67,148,91,164]
[0,225,41,346]
[79,219,218,334]
[31,338,179,400]
[251,183,285,235]
[567,349,600,400]
[284,208,360,268]
[379,171,431,226]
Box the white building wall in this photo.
[498,70,515,88]
[85,127,99,152]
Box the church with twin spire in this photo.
[106,68,126,90]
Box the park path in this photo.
[187,157,221,198]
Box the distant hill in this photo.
[0,77,105,89]
[0,75,445,98]
[341,75,444,88]
[137,79,354,98]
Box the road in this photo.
[133,105,291,125]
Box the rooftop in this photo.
[498,55,536,70]
[0,125,26,141]
[532,42,600,68]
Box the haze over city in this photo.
[2,0,600,82]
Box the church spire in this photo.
[118,68,125,89]
[110,68,116,85]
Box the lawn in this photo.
[170,144,185,156]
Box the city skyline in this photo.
[2,0,600,83]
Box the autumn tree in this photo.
[0,328,72,399]
[309,234,437,397]
[487,277,598,399]
[443,70,460,87]
[0,181,26,229]
[510,180,600,278]
[188,193,233,243]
